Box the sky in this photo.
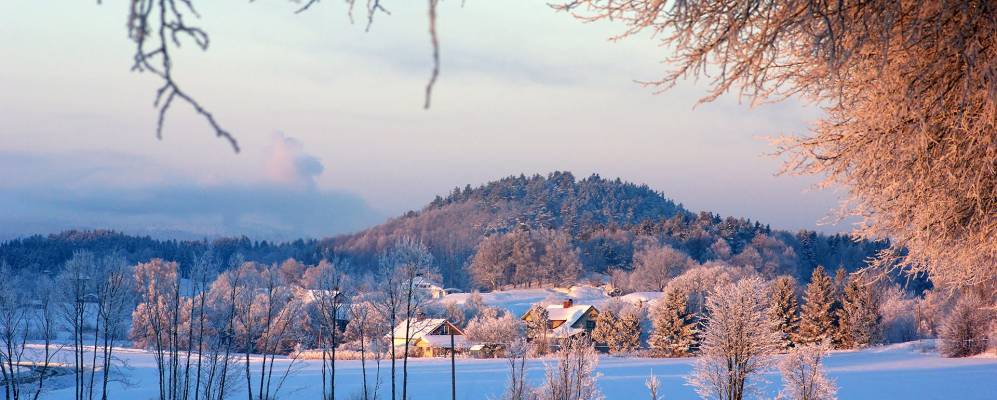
[0,0,847,241]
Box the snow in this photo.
[443,285,613,316]
[544,304,591,324]
[390,318,451,340]
[28,341,997,400]
[617,292,664,306]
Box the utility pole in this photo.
[450,330,456,400]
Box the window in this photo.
[586,321,596,330]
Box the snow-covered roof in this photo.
[389,318,461,340]
[413,276,443,290]
[522,302,597,339]
[545,304,592,325]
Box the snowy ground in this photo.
[31,341,997,400]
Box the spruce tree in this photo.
[591,310,620,351]
[768,276,800,350]
[649,289,697,357]
[616,310,642,353]
[798,266,836,345]
[835,276,881,348]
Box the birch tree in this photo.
[688,278,781,400]
[537,338,603,400]
[0,266,28,400]
[777,342,837,400]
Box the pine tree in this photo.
[616,310,642,353]
[798,266,836,346]
[768,276,800,351]
[649,289,697,357]
[835,276,881,348]
[591,310,620,351]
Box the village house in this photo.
[389,318,467,357]
[521,298,599,341]
[293,288,351,332]
[413,275,448,299]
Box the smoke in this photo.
[264,132,325,189]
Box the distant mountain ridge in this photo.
[0,171,907,291]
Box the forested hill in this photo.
[324,172,891,289]
[0,171,908,291]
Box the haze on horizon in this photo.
[0,0,843,241]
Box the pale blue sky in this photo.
[0,0,845,240]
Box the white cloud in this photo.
[264,132,325,189]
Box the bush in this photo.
[939,294,992,357]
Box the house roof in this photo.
[389,318,462,340]
[546,304,593,325]
[521,303,597,338]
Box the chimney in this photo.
[562,298,573,309]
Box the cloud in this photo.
[264,132,325,189]
[0,150,383,241]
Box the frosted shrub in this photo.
[777,342,837,400]
[939,294,992,358]
[878,287,917,344]
[688,278,781,400]
[538,338,603,400]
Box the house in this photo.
[413,275,447,299]
[293,288,351,332]
[521,299,599,341]
[388,318,467,357]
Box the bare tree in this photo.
[113,0,441,151]
[537,338,603,400]
[374,255,403,400]
[499,339,533,400]
[777,342,837,400]
[59,251,98,400]
[346,297,375,400]
[30,276,62,400]
[0,266,28,400]
[188,251,219,400]
[645,374,661,400]
[313,260,348,400]
[94,254,133,400]
[131,259,184,400]
[395,238,436,400]
[688,278,781,400]
[240,263,299,400]
[557,0,997,289]
[939,293,992,358]
[631,244,690,292]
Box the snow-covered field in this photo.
[32,341,997,400]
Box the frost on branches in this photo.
[798,267,836,346]
[538,338,603,400]
[688,277,781,400]
[835,275,881,349]
[557,0,997,289]
[777,342,837,400]
[649,288,697,357]
[768,276,800,351]
[939,293,992,358]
